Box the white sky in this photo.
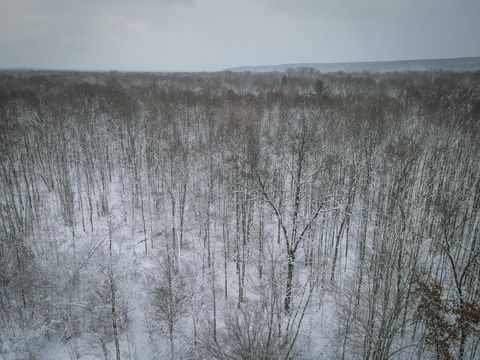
[1,0,479,71]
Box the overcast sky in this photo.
[1,0,479,72]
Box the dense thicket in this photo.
[0,69,479,359]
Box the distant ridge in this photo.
[226,57,480,73]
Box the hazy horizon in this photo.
[2,55,480,73]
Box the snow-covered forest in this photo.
[1,69,479,359]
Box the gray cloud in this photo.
[1,0,479,71]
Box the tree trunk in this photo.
[284,250,296,313]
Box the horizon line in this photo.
[1,55,480,74]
